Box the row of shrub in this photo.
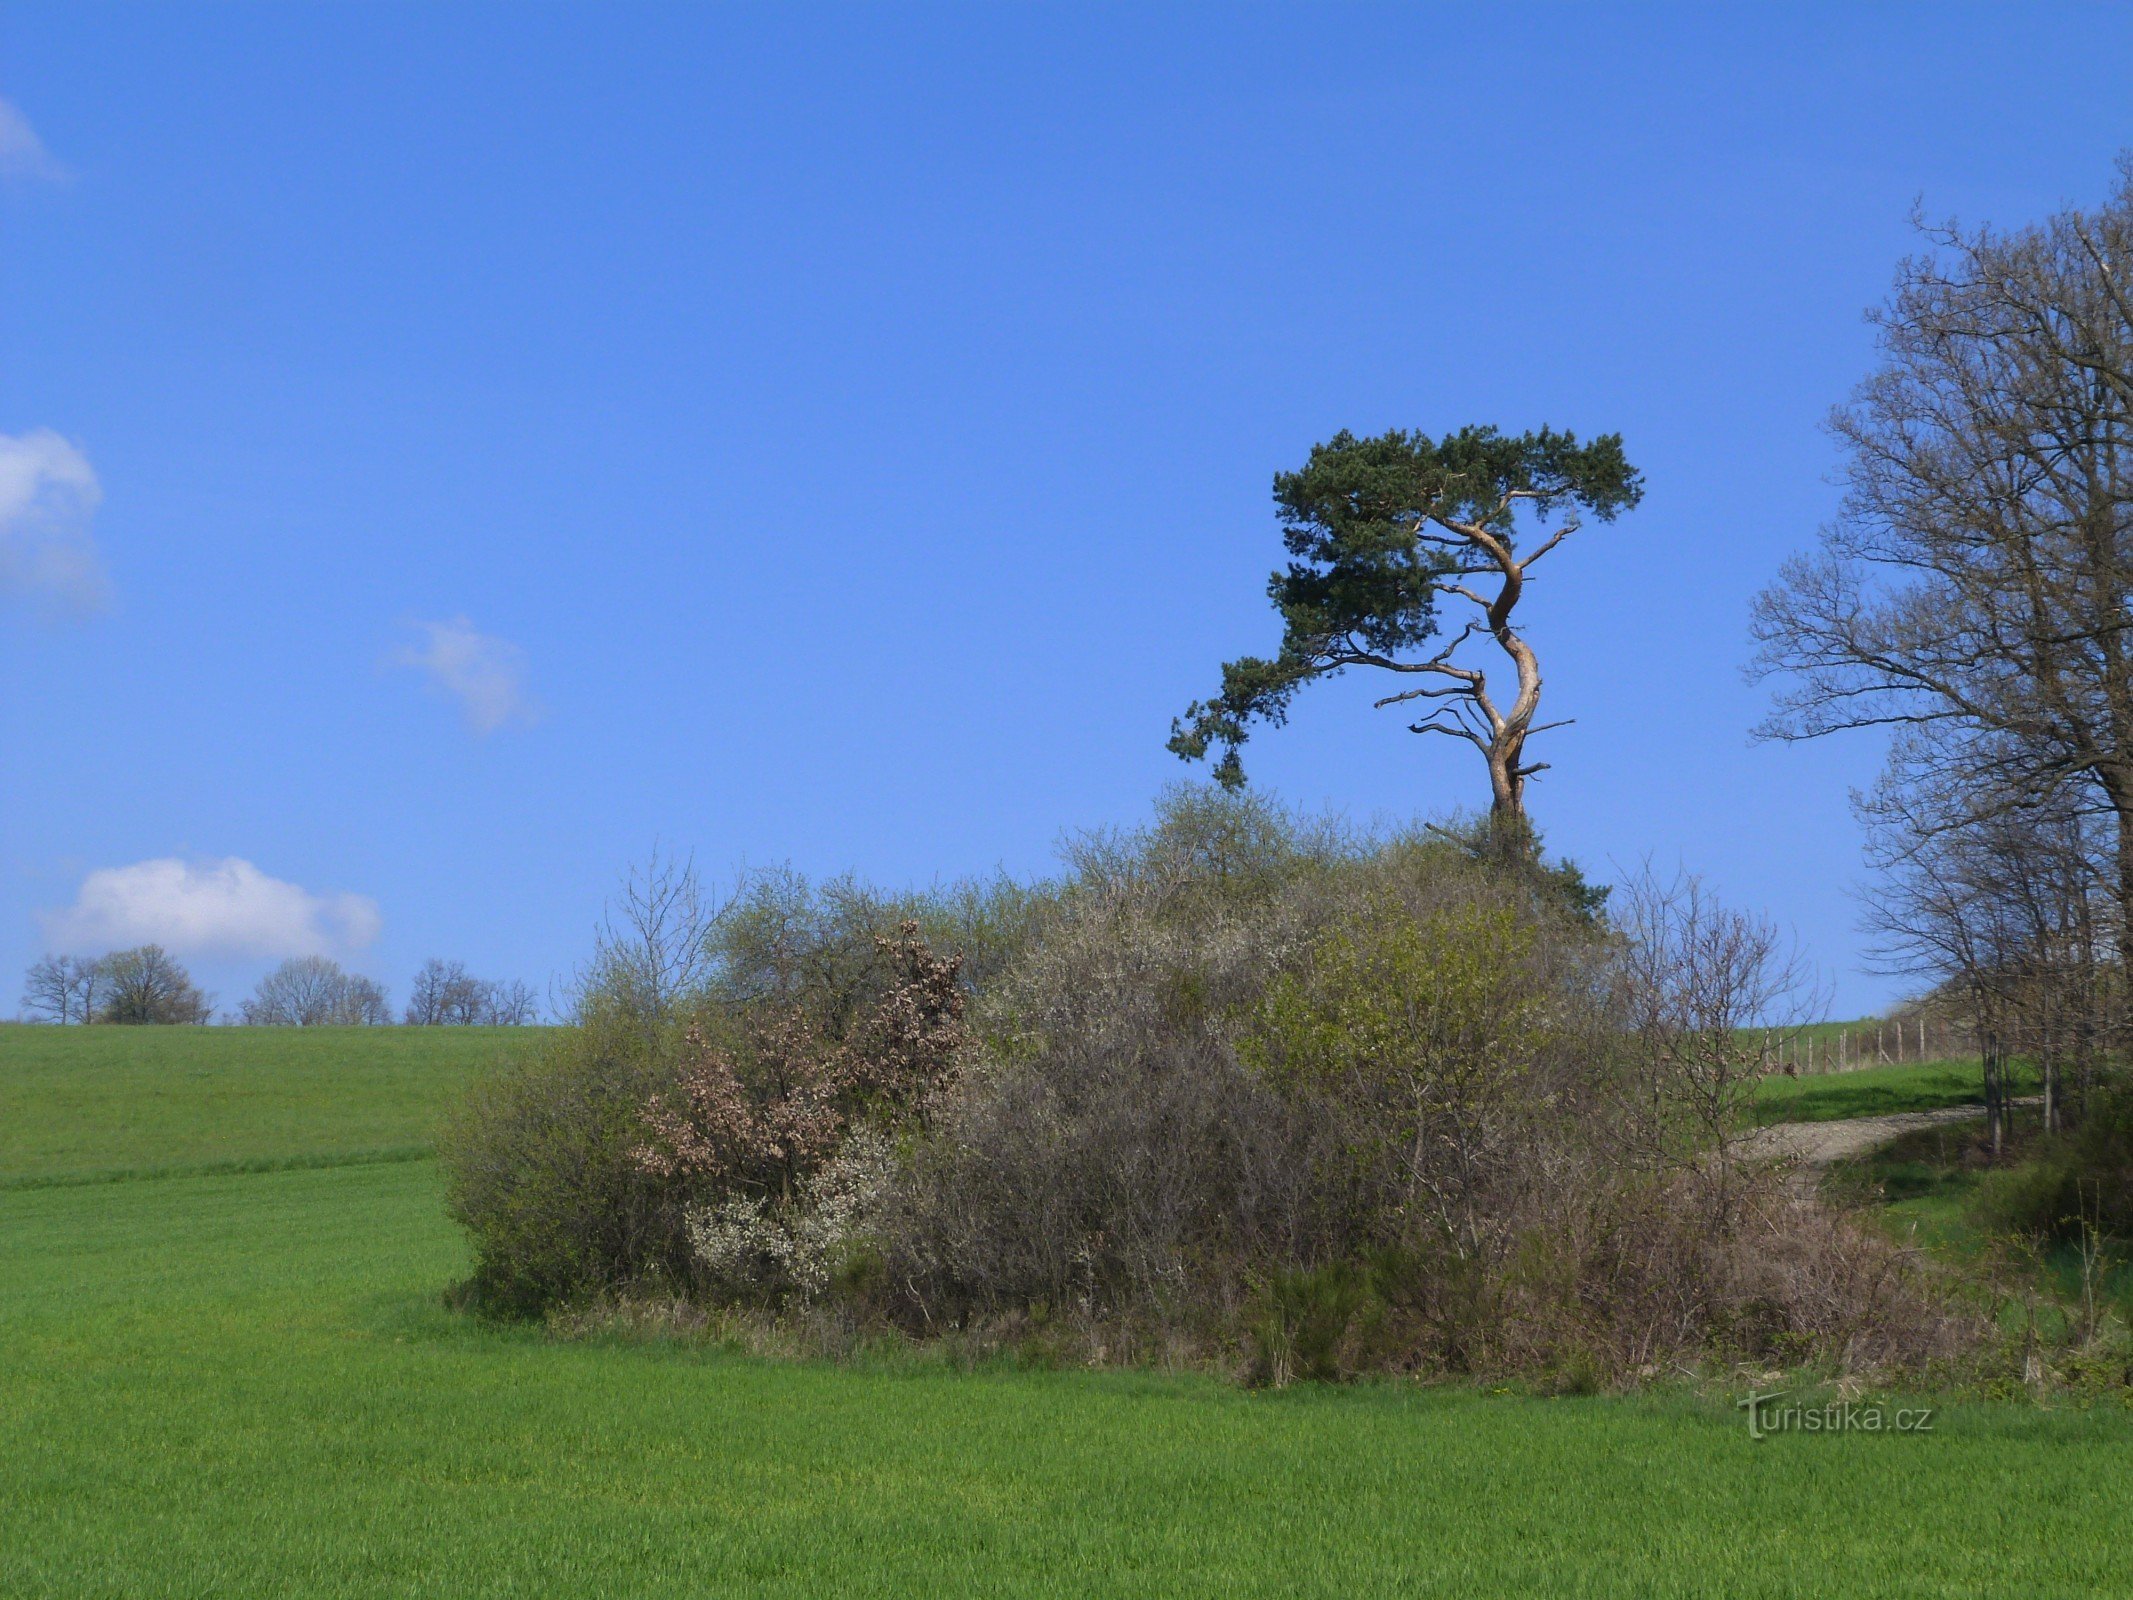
[442,788,1970,1386]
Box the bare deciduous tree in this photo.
[97,945,213,1025]
[484,978,539,1025]
[20,954,101,1024]
[342,974,391,1025]
[241,956,390,1025]
[407,958,483,1025]
[1859,734,2115,1140]
[1752,163,2133,931]
[1613,866,1820,1219]
[406,958,539,1025]
[582,849,721,1027]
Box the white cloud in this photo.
[0,428,107,616]
[42,858,382,959]
[394,616,541,734]
[0,96,67,182]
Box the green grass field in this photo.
[1748,1056,2037,1125]
[4,1026,2129,1596]
[0,1022,550,1185]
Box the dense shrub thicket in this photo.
[444,789,1966,1383]
[1973,1085,2133,1245]
[439,1009,690,1315]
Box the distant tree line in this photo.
[19,950,537,1026]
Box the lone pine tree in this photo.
[1171,426,1642,847]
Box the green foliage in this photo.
[1249,1262,1372,1386]
[433,792,1969,1388]
[448,895,978,1315]
[1055,782,1355,925]
[1250,900,1549,1097]
[6,1012,2125,1596]
[1244,899,1554,1246]
[1547,853,1613,923]
[442,842,1038,1318]
[439,1011,694,1315]
[1415,810,1612,922]
[1973,1084,2133,1244]
[1171,425,1643,787]
[1827,1115,2133,1335]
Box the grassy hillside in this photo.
[0,1023,551,1186]
[1749,1057,2039,1126]
[2,1027,2129,1595]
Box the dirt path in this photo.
[1742,1103,1994,1171]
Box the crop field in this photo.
[3,1026,2129,1597]
[0,1023,550,1186]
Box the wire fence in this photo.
[1763,1017,1977,1076]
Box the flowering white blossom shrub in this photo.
[686,1129,893,1304]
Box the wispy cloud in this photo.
[394,616,541,734]
[0,96,67,183]
[0,428,107,617]
[42,857,383,959]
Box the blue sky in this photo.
[4,3,2131,1019]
